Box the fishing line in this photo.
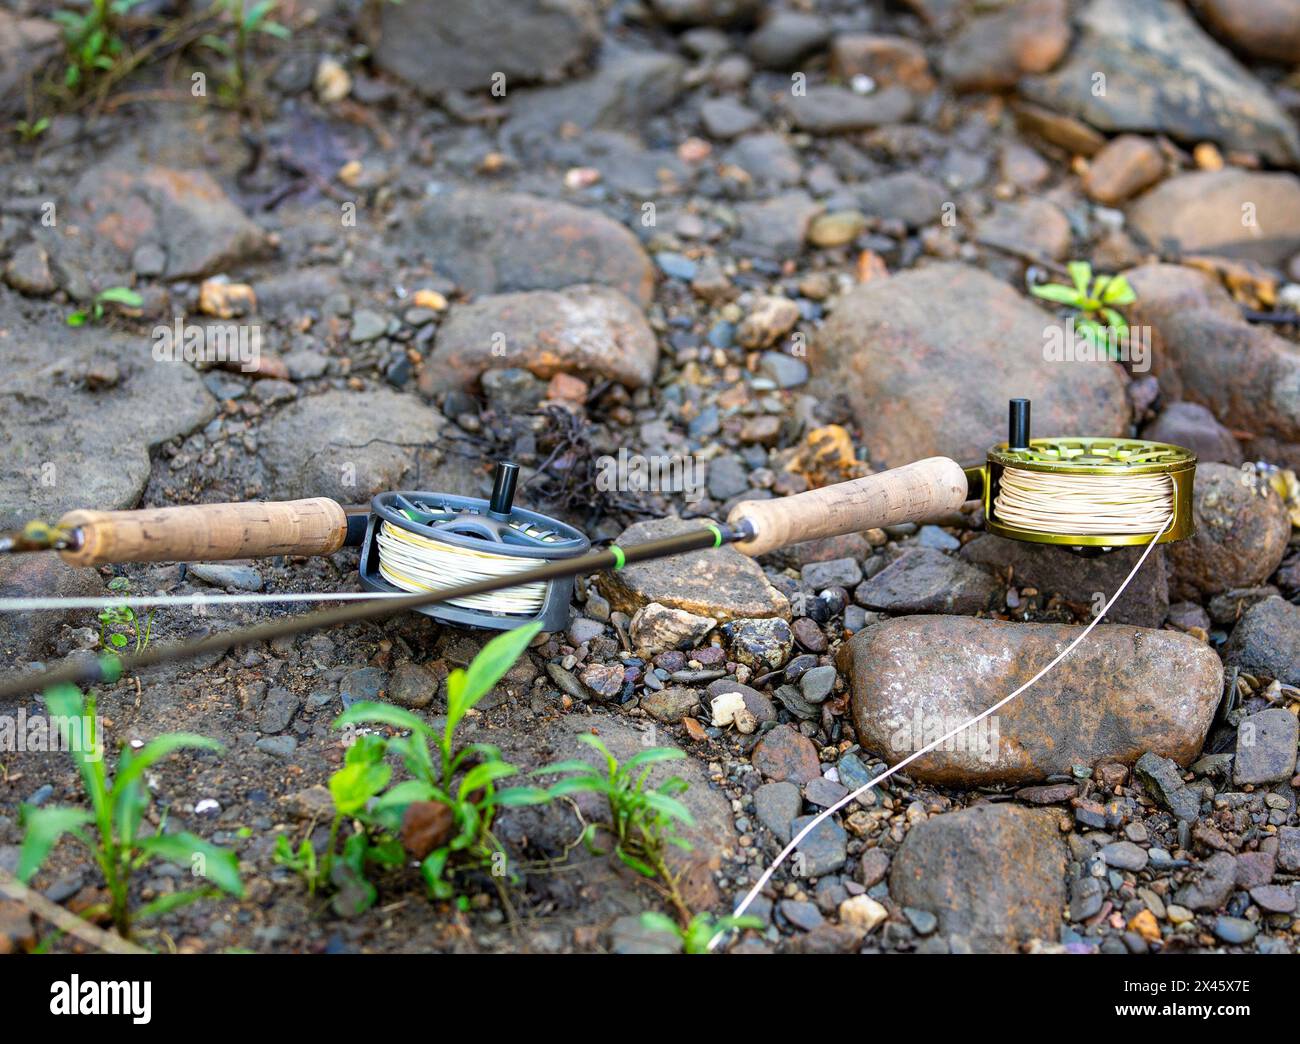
[712,510,1174,950]
[0,592,412,612]
[374,519,548,615]
[994,468,1175,536]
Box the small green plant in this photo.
[200,0,290,101]
[54,0,145,90]
[639,910,764,953]
[540,735,695,920]
[18,684,243,940]
[67,286,143,327]
[1030,260,1136,358]
[13,117,51,142]
[277,622,549,912]
[97,577,155,654]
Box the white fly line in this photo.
[712,511,1174,949]
[0,591,412,612]
[994,468,1175,536]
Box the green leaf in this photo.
[642,790,695,827]
[17,806,92,882]
[137,832,244,897]
[1067,260,1092,296]
[457,760,519,801]
[1101,275,1135,306]
[420,848,453,899]
[490,786,552,807]
[614,844,657,878]
[623,747,686,772]
[545,777,605,799]
[533,758,596,777]
[335,701,435,739]
[639,911,681,937]
[1028,283,1084,306]
[329,759,391,817]
[134,888,214,922]
[371,779,439,811]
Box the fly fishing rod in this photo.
[0,399,1197,700]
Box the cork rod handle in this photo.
[57,498,350,567]
[727,457,971,557]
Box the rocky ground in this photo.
[2,0,1300,954]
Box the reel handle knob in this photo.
[727,457,970,557]
[57,498,349,566]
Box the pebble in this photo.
[779,899,824,932]
[255,736,298,757]
[1212,916,1258,945]
[839,894,888,933]
[799,664,837,704]
[754,781,802,843]
[804,777,849,809]
[1233,708,1300,785]
[189,563,264,591]
[903,907,938,935]
[792,813,848,877]
[349,309,389,343]
[1101,841,1149,872]
[800,557,862,589]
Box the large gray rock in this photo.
[890,804,1066,952]
[410,190,655,308]
[1126,264,1300,469]
[260,389,445,502]
[960,535,1168,628]
[374,0,600,95]
[1128,171,1300,267]
[0,307,216,530]
[420,285,657,396]
[813,264,1129,469]
[1020,0,1300,166]
[596,518,789,622]
[853,172,948,230]
[1225,596,1300,686]
[841,615,1223,785]
[854,547,1001,615]
[506,49,686,144]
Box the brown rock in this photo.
[829,34,934,92]
[1012,101,1106,156]
[752,723,821,783]
[1166,462,1291,601]
[842,615,1223,785]
[736,295,800,349]
[640,686,703,723]
[411,190,655,307]
[960,533,1168,628]
[0,900,36,955]
[1195,0,1300,65]
[1128,170,1300,267]
[1140,402,1242,466]
[999,143,1051,189]
[941,0,1070,91]
[813,263,1129,469]
[597,517,789,622]
[890,804,1066,951]
[977,198,1072,260]
[1125,264,1300,467]
[1083,135,1165,205]
[419,284,657,396]
[62,162,269,280]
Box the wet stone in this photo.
[754,780,802,842]
[791,814,847,877]
[1234,708,1299,785]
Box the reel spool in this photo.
[357,461,589,631]
[978,399,1196,549]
